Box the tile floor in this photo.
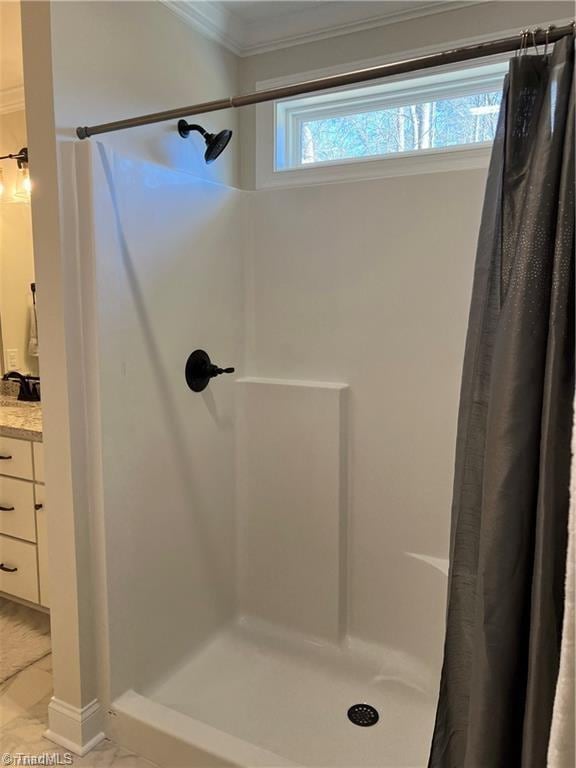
[0,655,157,767]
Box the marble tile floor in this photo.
[0,655,158,767]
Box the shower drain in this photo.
[347,703,380,727]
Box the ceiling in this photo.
[0,1,24,93]
[163,1,479,56]
[219,1,330,21]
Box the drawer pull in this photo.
[0,505,15,512]
[35,503,43,510]
[0,563,18,573]
[0,455,12,460]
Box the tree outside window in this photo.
[300,90,502,164]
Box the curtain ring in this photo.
[531,28,540,55]
[516,29,524,57]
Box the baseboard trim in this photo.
[45,696,106,756]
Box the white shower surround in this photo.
[79,140,485,766]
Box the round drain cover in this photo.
[347,703,379,727]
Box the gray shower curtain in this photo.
[429,35,575,768]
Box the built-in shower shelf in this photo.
[236,377,349,643]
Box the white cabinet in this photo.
[0,476,36,542]
[0,535,39,604]
[0,436,33,481]
[0,436,47,608]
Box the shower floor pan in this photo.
[112,618,436,767]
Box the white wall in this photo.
[50,1,240,187]
[247,168,486,672]
[238,0,574,189]
[0,109,37,375]
[86,143,247,696]
[87,157,483,694]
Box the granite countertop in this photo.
[0,383,43,442]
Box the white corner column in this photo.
[20,2,105,755]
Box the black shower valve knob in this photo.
[185,349,235,393]
[210,364,235,376]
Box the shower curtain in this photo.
[429,35,575,768]
[547,397,576,768]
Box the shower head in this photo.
[204,129,233,163]
[177,120,232,164]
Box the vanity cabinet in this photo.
[0,536,38,604]
[0,436,48,608]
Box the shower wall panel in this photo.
[87,143,247,695]
[247,169,486,678]
[84,141,487,721]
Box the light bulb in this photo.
[13,167,31,200]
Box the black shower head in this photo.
[204,129,233,163]
[177,120,233,164]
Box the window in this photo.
[274,60,507,173]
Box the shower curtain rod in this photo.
[76,22,574,140]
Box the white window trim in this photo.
[278,69,505,171]
[257,58,505,189]
[259,142,493,189]
[255,20,569,189]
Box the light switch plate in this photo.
[5,349,19,371]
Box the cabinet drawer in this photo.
[0,477,36,542]
[0,535,39,603]
[33,443,45,483]
[35,485,49,608]
[0,437,33,481]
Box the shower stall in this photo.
[76,132,484,767]
[66,21,576,768]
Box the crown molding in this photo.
[0,85,25,115]
[160,1,490,58]
[160,0,243,54]
[240,1,488,57]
